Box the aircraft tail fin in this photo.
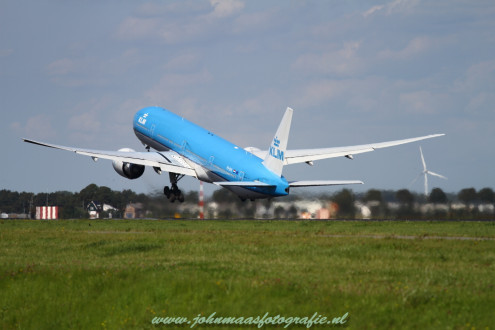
[262,107,293,176]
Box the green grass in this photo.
[1,220,494,329]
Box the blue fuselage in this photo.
[132,107,289,198]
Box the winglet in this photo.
[262,107,293,176]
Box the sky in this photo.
[1,0,494,197]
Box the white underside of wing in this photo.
[213,181,275,187]
[251,134,445,165]
[23,138,197,177]
[283,147,375,165]
[289,180,363,187]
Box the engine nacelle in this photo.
[112,148,145,180]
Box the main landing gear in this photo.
[164,173,185,203]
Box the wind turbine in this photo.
[410,146,447,196]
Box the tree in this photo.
[333,189,355,218]
[478,188,494,203]
[95,186,113,204]
[364,189,382,203]
[395,189,416,218]
[0,190,20,213]
[288,205,298,219]
[212,188,238,204]
[184,191,199,204]
[363,189,384,218]
[458,188,477,204]
[51,191,78,218]
[429,188,447,204]
[79,184,99,202]
[274,206,285,219]
[396,189,415,206]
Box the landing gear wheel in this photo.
[163,186,171,198]
[164,173,186,203]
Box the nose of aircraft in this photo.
[134,106,161,125]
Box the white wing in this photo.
[23,138,197,177]
[251,134,445,165]
[289,180,363,187]
[213,181,275,187]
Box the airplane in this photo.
[23,106,444,202]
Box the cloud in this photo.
[163,53,200,71]
[234,89,285,117]
[144,69,213,106]
[62,97,122,144]
[457,59,495,92]
[116,0,245,44]
[46,49,143,87]
[399,91,434,114]
[466,92,495,114]
[136,1,209,17]
[134,0,243,19]
[362,5,385,18]
[399,90,450,115]
[115,17,163,41]
[68,111,101,134]
[11,115,57,140]
[0,49,14,57]
[232,9,276,34]
[209,0,244,18]
[292,41,364,76]
[456,60,495,114]
[296,79,350,108]
[363,0,420,18]
[54,96,145,147]
[378,36,431,60]
[293,76,393,115]
[46,57,106,87]
[47,58,75,76]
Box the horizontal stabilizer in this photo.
[213,181,275,187]
[289,180,364,187]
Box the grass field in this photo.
[1,219,494,329]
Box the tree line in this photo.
[0,184,494,219]
[0,184,200,219]
[0,184,144,218]
[330,187,495,220]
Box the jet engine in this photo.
[112,148,145,179]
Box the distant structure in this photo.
[124,203,144,219]
[2,213,29,219]
[86,201,118,219]
[36,206,58,220]
[199,181,204,219]
[102,204,117,218]
[316,208,330,219]
[87,201,102,219]
[410,146,447,196]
